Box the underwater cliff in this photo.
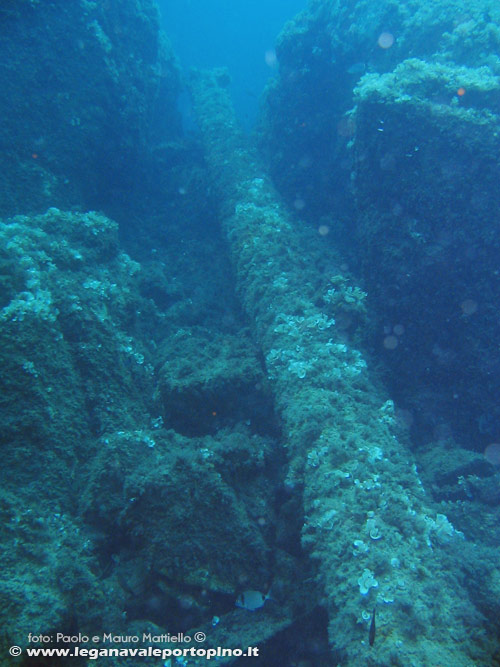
[0,0,500,665]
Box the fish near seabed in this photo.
[235,589,272,611]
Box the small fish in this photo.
[235,590,272,611]
[369,607,376,646]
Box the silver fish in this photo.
[235,590,271,611]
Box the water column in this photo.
[189,68,487,666]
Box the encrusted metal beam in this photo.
[189,67,489,666]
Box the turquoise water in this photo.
[158,0,305,128]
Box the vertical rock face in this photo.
[0,0,181,217]
[259,0,500,449]
[189,68,492,665]
[0,208,158,647]
[352,60,500,445]
[261,0,500,216]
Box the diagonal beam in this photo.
[189,67,489,666]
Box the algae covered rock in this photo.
[0,208,157,458]
[260,0,500,228]
[0,204,289,659]
[0,0,181,217]
[0,488,115,655]
[351,55,500,444]
[0,207,161,652]
[156,326,272,436]
[82,425,276,599]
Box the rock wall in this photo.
[0,0,181,217]
[259,0,500,467]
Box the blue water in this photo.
[158,0,305,128]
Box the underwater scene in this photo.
[1,0,500,665]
